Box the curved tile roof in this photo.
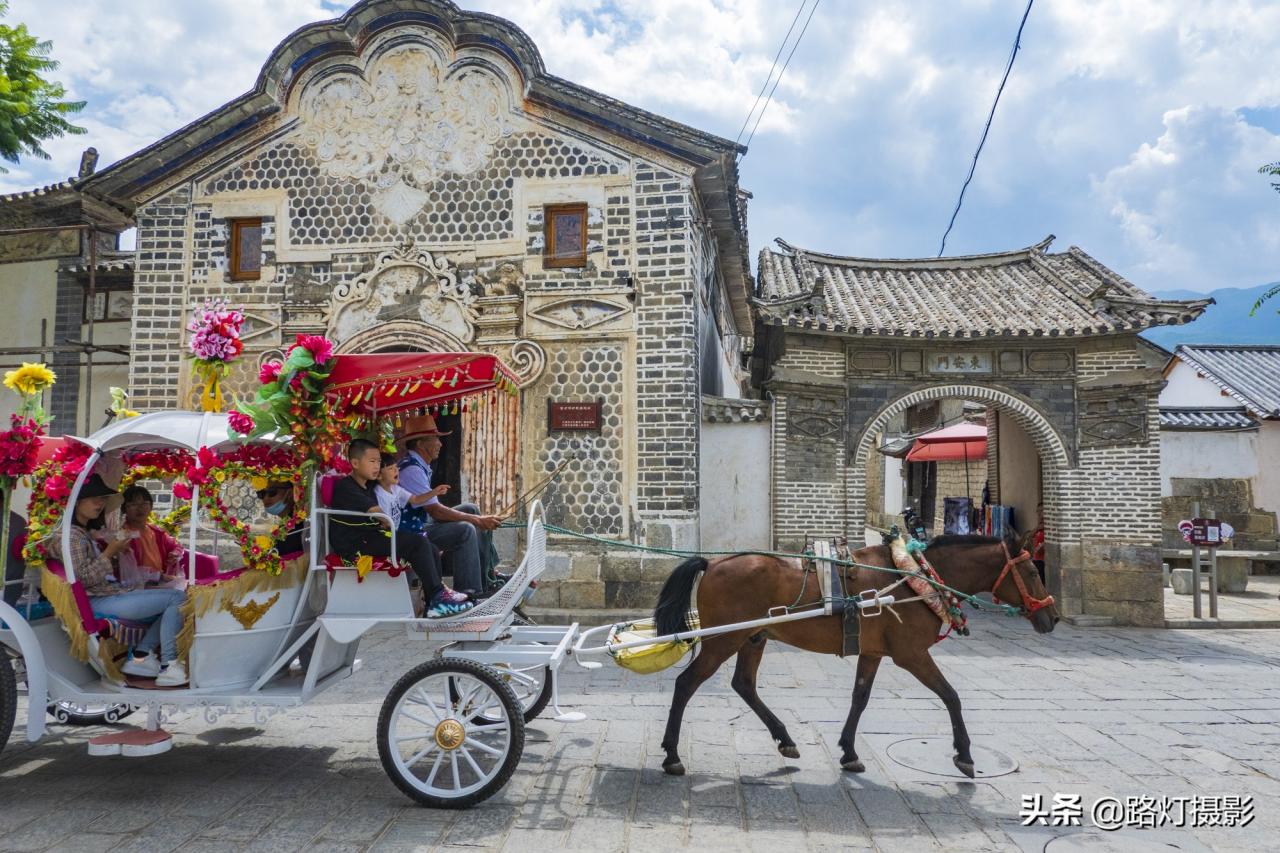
[1159,407,1257,431]
[1172,345,1280,419]
[755,236,1210,338]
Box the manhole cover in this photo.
[1176,655,1276,670]
[884,737,1017,778]
[1044,830,1210,852]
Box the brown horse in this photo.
[651,534,1059,778]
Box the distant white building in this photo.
[1159,345,1280,550]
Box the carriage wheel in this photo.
[0,652,16,754]
[473,663,552,724]
[377,658,524,809]
[47,701,135,726]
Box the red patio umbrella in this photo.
[905,422,987,463]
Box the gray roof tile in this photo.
[755,236,1210,338]
[1172,345,1280,419]
[1159,407,1257,431]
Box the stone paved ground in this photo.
[3,612,1279,852]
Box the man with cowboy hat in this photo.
[397,414,502,597]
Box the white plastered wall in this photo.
[700,420,771,550]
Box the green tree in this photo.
[1249,162,1280,316]
[0,1,85,172]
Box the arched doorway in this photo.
[849,382,1072,596]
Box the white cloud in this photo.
[0,0,1276,292]
[1095,106,1280,289]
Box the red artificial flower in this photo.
[292,334,334,365]
[227,410,255,435]
[172,482,193,500]
[259,360,283,385]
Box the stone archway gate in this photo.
[751,238,1211,626]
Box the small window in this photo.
[84,287,134,322]
[229,218,263,281]
[543,203,587,268]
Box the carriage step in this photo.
[87,728,173,757]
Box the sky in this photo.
[2,0,1277,295]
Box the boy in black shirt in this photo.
[328,439,473,618]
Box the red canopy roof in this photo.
[905,422,987,463]
[322,353,519,416]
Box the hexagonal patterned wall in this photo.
[536,345,624,535]
[203,132,624,247]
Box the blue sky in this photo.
[3,0,1277,295]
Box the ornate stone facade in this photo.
[78,0,753,610]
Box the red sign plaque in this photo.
[1188,518,1223,547]
[548,400,602,432]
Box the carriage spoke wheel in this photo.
[486,663,553,724]
[449,658,552,724]
[1,652,17,754]
[378,658,524,809]
[47,701,135,726]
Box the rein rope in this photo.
[502,520,1030,618]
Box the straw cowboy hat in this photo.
[399,414,451,443]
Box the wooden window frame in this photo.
[543,203,588,268]
[82,284,134,324]
[228,217,263,282]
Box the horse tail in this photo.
[654,556,707,637]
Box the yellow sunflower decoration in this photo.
[4,362,56,397]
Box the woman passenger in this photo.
[47,474,188,686]
[120,485,183,584]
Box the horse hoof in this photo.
[953,756,976,779]
[841,759,865,773]
[663,761,685,776]
[779,744,800,759]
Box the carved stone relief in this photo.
[327,242,476,345]
[1078,389,1148,447]
[788,396,845,441]
[298,44,518,225]
[529,298,629,331]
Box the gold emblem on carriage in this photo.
[224,592,281,630]
[434,719,466,750]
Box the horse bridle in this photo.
[992,542,1055,616]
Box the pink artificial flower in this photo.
[227,410,255,435]
[293,334,334,365]
[172,482,193,500]
[259,360,283,385]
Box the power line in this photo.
[937,0,1035,257]
[734,0,807,146]
[740,0,822,157]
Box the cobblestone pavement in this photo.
[3,612,1279,852]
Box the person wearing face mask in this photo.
[255,481,305,556]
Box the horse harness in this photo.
[799,535,1053,654]
[992,542,1055,615]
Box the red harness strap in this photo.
[991,543,1055,616]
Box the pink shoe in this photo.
[439,587,470,605]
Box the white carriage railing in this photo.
[418,499,547,635]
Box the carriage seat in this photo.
[319,474,397,573]
[43,548,218,636]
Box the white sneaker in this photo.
[122,651,160,678]
[155,661,188,687]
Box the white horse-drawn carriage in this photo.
[0,350,912,808]
[0,352,583,808]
